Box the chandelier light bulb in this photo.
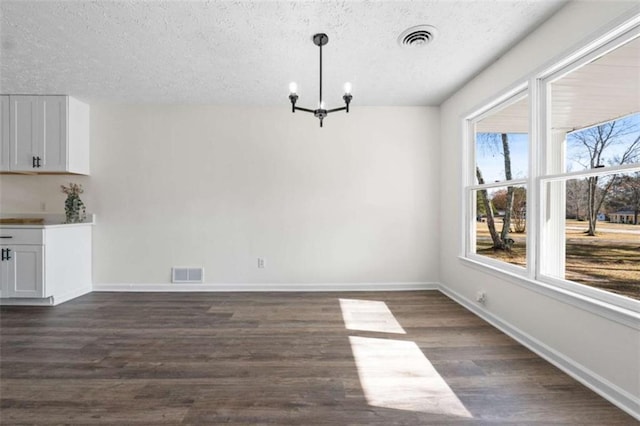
[320,101,326,109]
[343,82,352,94]
[289,82,298,94]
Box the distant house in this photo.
[608,211,637,224]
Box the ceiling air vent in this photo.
[398,25,438,48]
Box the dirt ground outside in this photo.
[475,219,640,301]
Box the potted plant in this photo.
[61,183,87,223]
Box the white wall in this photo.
[0,106,440,287]
[439,0,639,416]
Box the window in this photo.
[466,91,529,271]
[464,21,640,310]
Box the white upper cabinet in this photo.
[0,95,89,174]
[0,96,9,171]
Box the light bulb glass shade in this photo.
[320,101,325,109]
[289,82,298,94]
[343,82,352,94]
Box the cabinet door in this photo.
[0,95,9,171]
[37,96,67,172]
[0,245,44,298]
[9,96,39,171]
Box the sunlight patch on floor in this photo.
[348,335,472,417]
[339,298,406,334]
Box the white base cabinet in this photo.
[1,244,44,298]
[0,224,92,305]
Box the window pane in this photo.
[543,171,640,301]
[550,36,640,173]
[475,96,529,184]
[473,185,527,268]
[566,113,640,172]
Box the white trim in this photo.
[466,252,527,276]
[0,286,92,306]
[0,297,54,306]
[527,74,540,281]
[459,256,639,329]
[461,118,472,258]
[92,282,439,292]
[467,178,528,191]
[541,163,640,183]
[439,284,640,421]
[51,285,92,305]
[463,81,529,123]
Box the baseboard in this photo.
[0,296,54,306]
[52,286,92,306]
[438,284,640,421]
[92,282,439,292]
[0,286,92,306]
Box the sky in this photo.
[475,133,528,184]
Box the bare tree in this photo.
[499,134,515,242]
[566,179,589,220]
[567,118,640,235]
[476,167,503,249]
[476,133,516,249]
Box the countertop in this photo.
[0,213,95,228]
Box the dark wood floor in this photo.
[0,291,636,425]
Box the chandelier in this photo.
[288,33,352,127]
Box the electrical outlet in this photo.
[476,291,487,305]
[257,258,266,269]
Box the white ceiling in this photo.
[0,0,567,106]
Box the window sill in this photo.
[458,256,639,329]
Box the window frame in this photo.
[464,87,530,276]
[461,13,640,321]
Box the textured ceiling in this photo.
[0,0,567,106]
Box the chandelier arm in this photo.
[294,106,315,113]
[326,106,347,114]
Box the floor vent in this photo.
[172,267,204,283]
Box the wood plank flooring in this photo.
[0,291,636,425]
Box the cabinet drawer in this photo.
[0,228,43,245]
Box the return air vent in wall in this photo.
[172,267,204,283]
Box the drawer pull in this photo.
[0,236,13,239]
[4,248,10,260]
[32,156,36,168]
[1,248,6,261]
[36,156,42,168]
